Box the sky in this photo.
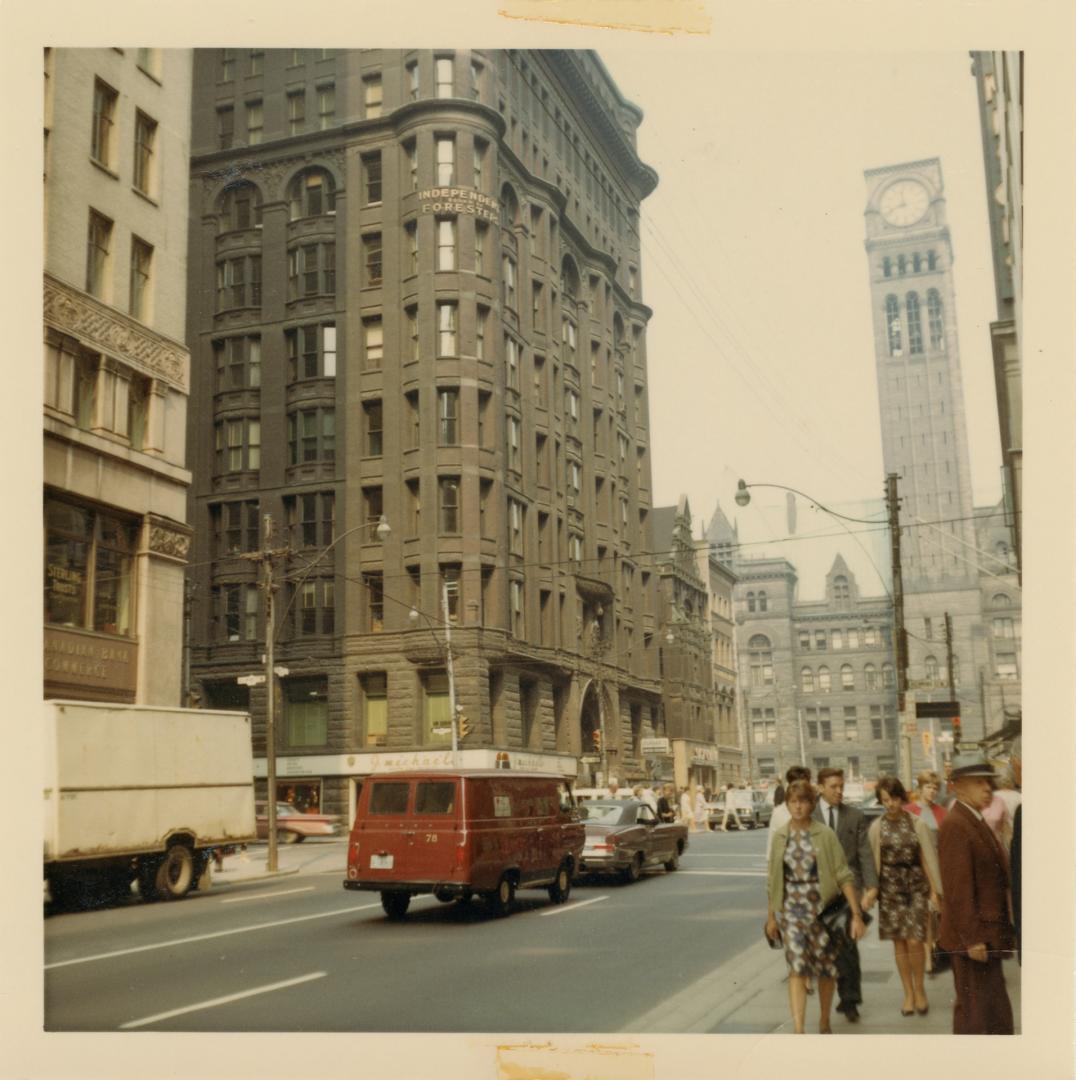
[599,49,1001,597]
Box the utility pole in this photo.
[442,578,458,761]
[241,515,291,873]
[944,612,956,702]
[886,473,912,785]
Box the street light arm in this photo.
[273,516,390,642]
[734,480,887,525]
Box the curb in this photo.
[622,938,781,1033]
[211,866,302,887]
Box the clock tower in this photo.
[863,158,989,743]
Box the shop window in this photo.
[44,497,137,636]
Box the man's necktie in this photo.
[829,805,836,830]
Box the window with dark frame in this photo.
[363,152,382,204]
[214,335,261,390]
[213,500,260,556]
[86,210,112,298]
[92,79,117,167]
[128,237,153,322]
[133,110,157,194]
[440,477,460,532]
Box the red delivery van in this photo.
[343,770,584,919]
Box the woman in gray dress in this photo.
[868,775,943,1016]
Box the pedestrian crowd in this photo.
[761,741,1021,1036]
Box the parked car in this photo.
[344,770,584,919]
[577,799,688,882]
[256,802,341,844]
[707,789,770,830]
[571,787,636,802]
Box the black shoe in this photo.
[844,1005,860,1022]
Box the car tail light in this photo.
[592,842,614,852]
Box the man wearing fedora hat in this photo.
[937,751,1016,1034]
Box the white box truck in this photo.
[44,700,257,905]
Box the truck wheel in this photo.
[47,873,81,910]
[381,891,410,919]
[621,852,644,884]
[277,829,299,845]
[154,843,194,900]
[547,862,572,904]
[485,875,515,917]
[663,848,680,872]
[434,887,455,903]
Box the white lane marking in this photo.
[539,895,610,917]
[679,870,767,877]
[220,886,316,904]
[45,902,388,970]
[120,971,326,1030]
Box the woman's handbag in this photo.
[764,922,783,949]
[816,895,872,951]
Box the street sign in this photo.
[640,737,670,754]
[580,755,600,765]
[915,701,960,718]
[237,674,266,686]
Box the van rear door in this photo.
[356,778,412,882]
[405,778,462,883]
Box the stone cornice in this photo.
[144,514,194,564]
[44,274,189,392]
[864,158,941,179]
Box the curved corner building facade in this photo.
[186,49,665,818]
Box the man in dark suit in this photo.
[814,767,878,1023]
[938,752,1015,1033]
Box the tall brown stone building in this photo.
[186,49,664,818]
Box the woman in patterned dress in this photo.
[868,775,943,1016]
[765,780,866,1034]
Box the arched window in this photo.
[882,663,895,688]
[801,667,814,693]
[882,256,892,278]
[992,592,1011,608]
[912,252,922,272]
[219,181,263,232]
[993,617,1015,640]
[906,292,923,355]
[886,295,902,356]
[500,182,520,230]
[758,590,768,612]
[925,655,940,684]
[897,254,907,275]
[746,591,756,613]
[747,634,773,688]
[994,541,1010,566]
[840,663,854,690]
[927,289,945,350]
[833,575,849,601]
[287,168,336,220]
[560,255,580,300]
[927,250,938,270]
[817,666,831,693]
[864,663,878,690]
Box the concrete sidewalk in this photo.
[626,921,1021,1035]
[208,838,347,888]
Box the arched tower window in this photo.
[882,256,892,278]
[906,292,923,355]
[925,655,940,685]
[833,575,849,601]
[746,590,756,613]
[840,663,855,690]
[747,634,773,688]
[560,255,580,301]
[885,295,902,356]
[897,254,907,275]
[758,590,768,612]
[882,662,895,688]
[927,250,938,270]
[817,666,831,693]
[927,289,945,350]
[801,667,814,693]
[912,252,922,272]
[500,182,520,230]
[219,181,263,232]
[287,168,336,220]
[864,663,878,689]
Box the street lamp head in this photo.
[408,606,419,624]
[665,631,675,645]
[375,515,391,540]
[734,480,751,508]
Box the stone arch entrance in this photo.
[578,678,613,785]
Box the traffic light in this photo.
[457,708,471,741]
[591,729,602,753]
[952,715,961,744]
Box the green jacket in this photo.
[767,819,855,911]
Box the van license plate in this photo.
[370,854,394,869]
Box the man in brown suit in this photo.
[938,752,1015,1034]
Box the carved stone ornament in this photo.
[201,148,347,203]
[44,276,188,391]
[147,523,192,561]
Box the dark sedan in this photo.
[577,799,688,882]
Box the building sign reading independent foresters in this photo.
[418,188,499,221]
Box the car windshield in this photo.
[581,802,628,825]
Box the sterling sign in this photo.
[418,187,499,221]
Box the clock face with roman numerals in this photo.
[879,179,929,227]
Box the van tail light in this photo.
[349,841,360,865]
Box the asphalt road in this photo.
[44,826,771,1032]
